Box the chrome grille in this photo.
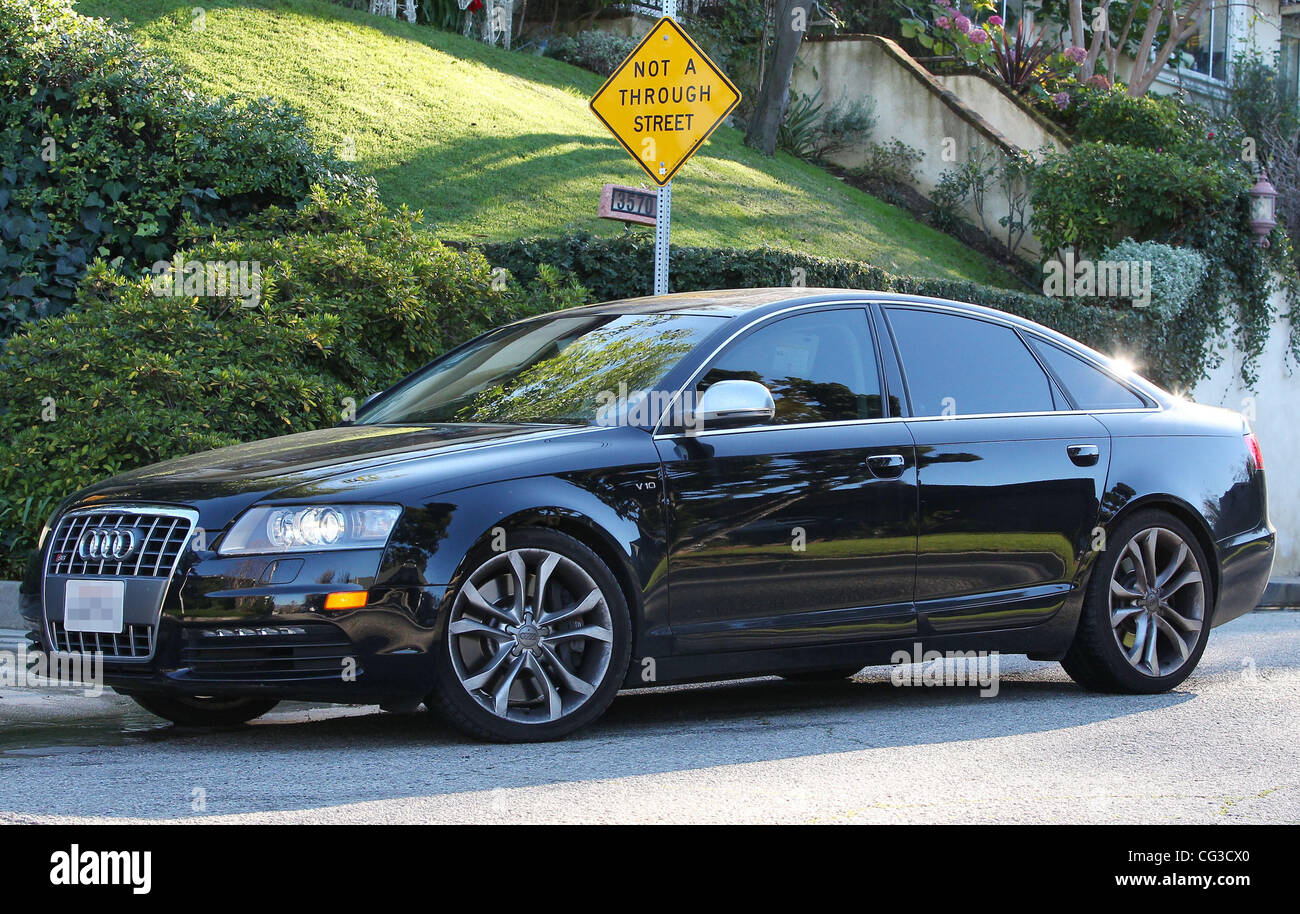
[48,620,154,659]
[47,509,193,577]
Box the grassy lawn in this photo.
[77,0,1015,287]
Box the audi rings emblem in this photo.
[77,527,139,561]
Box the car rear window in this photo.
[885,308,1055,417]
[1027,338,1146,411]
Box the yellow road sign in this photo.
[589,17,741,187]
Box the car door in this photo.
[880,304,1112,634]
[654,306,919,654]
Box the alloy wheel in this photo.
[448,548,615,725]
[1108,526,1206,678]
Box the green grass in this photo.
[77,0,1016,287]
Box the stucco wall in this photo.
[1191,286,1299,575]
[793,37,1064,259]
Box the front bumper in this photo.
[24,511,450,704]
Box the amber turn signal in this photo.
[323,591,367,611]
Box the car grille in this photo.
[47,508,194,578]
[48,620,154,659]
[179,624,357,681]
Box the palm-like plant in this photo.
[989,20,1055,93]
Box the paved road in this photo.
[0,613,1296,824]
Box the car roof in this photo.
[557,287,1170,403]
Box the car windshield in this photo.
[358,312,725,426]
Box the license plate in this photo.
[63,579,125,633]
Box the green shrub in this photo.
[0,0,365,336]
[0,192,585,576]
[481,230,1207,389]
[855,139,925,187]
[1030,142,1246,255]
[1073,87,1191,152]
[545,30,640,76]
[1099,239,1208,320]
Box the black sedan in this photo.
[22,289,1275,741]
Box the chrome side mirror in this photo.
[692,380,775,430]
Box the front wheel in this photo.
[427,528,631,742]
[130,694,279,726]
[1062,510,1212,694]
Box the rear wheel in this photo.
[131,694,279,726]
[1062,510,1212,694]
[427,528,631,742]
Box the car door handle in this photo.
[867,454,906,478]
[1067,444,1100,467]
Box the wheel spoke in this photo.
[1125,539,1151,590]
[1141,530,1159,591]
[1164,567,1202,595]
[1111,578,1141,601]
[449,618,514,641]
[507,552,529,615]
[537,642,596,697]
[461,580,518,625]
[544,623,613,644]
[1154,543,1188,589]
[1160,603,1202,634]
[462,645,514,691]
[534,552,560,610]
[524,652,563,721]
[1142,612,1160,674]
[492,653,527,716]
[1154,615,1191,660]
[538,587,602,627]
[1110,606,1144,628]
[1126,614,1150,665]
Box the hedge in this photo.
[481,230,1215,392]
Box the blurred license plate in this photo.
[64,579,124,633]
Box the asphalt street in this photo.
[0,612,1296,824]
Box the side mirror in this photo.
[692,380,775,431]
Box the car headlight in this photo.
[218,505,402,555]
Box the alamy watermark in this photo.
[890,643,1001,697]
[1043,252,1152,308]
[0,647,104,697]
[150,254,262,308]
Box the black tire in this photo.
[131,694,279,726]
[780,668,862,682]
[427,527,632,742]
[1062,509,1213,694]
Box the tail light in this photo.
[1245,432,1264,471]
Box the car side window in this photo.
[1027,337,1146,410]
[886,307,1055,417]
[698,309,883,424]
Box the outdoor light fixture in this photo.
[1249,170,1278,247]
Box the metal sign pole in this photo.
[654,0,677,296]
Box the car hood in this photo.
[68,423,582,520]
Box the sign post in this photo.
[654,0,676,297]
[588,5,740,295]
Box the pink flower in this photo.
[968,27,988,44]
[953,14,971,32]
[937,0,952,7]
[987,14,1003,26]
[1052,91,1071,110]
[1064,46,1087,64]
[935,15,951,28]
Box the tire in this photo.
[426,528,632,742]
[780,668,862,682]
[1062,509,1213,694]
[131,694,279,726]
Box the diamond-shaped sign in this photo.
[589,17,741,187]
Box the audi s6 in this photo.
[21,289,1274,741]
